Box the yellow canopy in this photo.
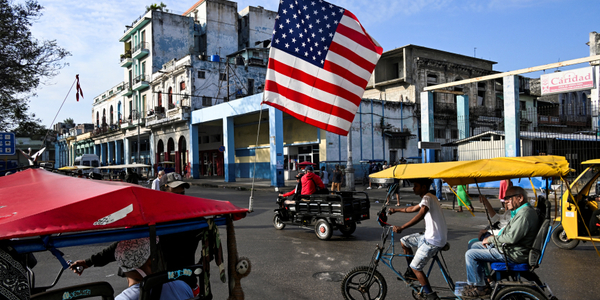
[57,166,93,171]
[370,156,571,186]
[581,159,600,165]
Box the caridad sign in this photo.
[540,66,595,95]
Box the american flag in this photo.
[262,0,382,136]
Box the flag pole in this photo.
[345,129,355,191]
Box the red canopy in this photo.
[0,169,247,240]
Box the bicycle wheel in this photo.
[493,286,546,300]
[341,266,387,300]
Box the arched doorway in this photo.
[178,136,187,177]
[167,138,175,163]
[96,111,100,128]
[110,106,114,125]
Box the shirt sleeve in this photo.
[85,241,118,267]
[419,195,431,208]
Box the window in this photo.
[180,81,186,91]
[389,137,406,149]
[157,91,162,106]
[392,62,399,79]
[219,73,226,81]
[198,71,205,79]
[202,136,209,144]
[435,129,445,139]
[247,78,254,95]
[451,129,458,139]
[427,74,438,85]
[168,87,173,105]
[520,101,526,111]
[202,96,212,107]
[477,82,486,106]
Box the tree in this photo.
[63,118,75,127]
[146,2,167,12]
[0,0,70,132]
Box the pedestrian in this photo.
[434,178,444,201]
[456,184,474,213]
[331,165,342,192]
[152,170,165,191]
[385,177,402,206]
[320,166,329,186]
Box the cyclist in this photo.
[388,178,447,300]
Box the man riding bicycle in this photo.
[388,178,447,300]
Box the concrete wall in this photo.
[238,6,277,49]
[325,99,420,179]
[205,0,239,57]
[151,11,195,74]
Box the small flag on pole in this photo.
[262,0,383,136]
[75,74,84,102]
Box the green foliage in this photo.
[12,115,53,140]
[0,0,70,131]
[145,2,167,12]
[63,118,75,127]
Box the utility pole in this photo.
[345,130,355,191]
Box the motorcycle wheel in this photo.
[315,219,333,240]
[273,214,286,230]
[551,224,579,250]
[339,222,357,236]
[493,286,546,300]
[341,266,387,300]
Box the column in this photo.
[55,142,60,167]
[457,95,470,140]
[124,138,130,164]
[115,140,123,164]
[420,91,435,162]
[503,75,520,157]
[100,143,107,165]
[223,117,236,182]
[190,123,200,178]
[269,106,285,187]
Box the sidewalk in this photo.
[184,177,504,212]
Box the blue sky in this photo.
[29,0,598,127]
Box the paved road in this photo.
[31,186,598,299]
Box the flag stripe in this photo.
[265,80,357,122]
[260,98,349,135]
[328,42,374,79]
[332,28,380,64]
[337,16,380,55]
[322,59,368,92]
[341,10,383,55]
[266,57,360,115]
[269,48,365,99]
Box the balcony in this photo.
[119,52,132,67]
[146,98,191,128]
[121,82,133,96]
[132,74,149,91]
[132,42,149,59]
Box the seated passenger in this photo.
[468,194,513,248]
[462,186,539,297]
[279,173,304,205]
[300,166,324,196]
[114,237,193,300]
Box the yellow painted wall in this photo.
[283,118,319,144]
[235,148,270,163]
[234,123,270,148]
[319,129,327,162]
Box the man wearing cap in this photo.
[300,165,325,195]
[69,173,199,292]
[114,237,193,300]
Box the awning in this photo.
[0,169,247,241]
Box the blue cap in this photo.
[305,165,314,171]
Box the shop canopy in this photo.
[0,169,247,242]
[370,156,571,186]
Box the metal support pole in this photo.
[345,130,355,191]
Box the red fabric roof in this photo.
[0,169,247,240]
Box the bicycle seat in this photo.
[440,243,450,252]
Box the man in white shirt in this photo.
[389,178,447,300]
[152,170,165,191]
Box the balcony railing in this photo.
[132,42,149,59]
[133,74,147,85]
[119,51,132,67]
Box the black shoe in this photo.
[403,268,417,282]
[417,292,440,300]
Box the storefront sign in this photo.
[541,67,594,95]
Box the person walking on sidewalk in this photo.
[456,184,474,213]
[331,165,342,192]
[385,177,402,206]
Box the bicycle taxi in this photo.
[0,168,250,300]
[342,156,571,300]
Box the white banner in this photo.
[541,66,594,95]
